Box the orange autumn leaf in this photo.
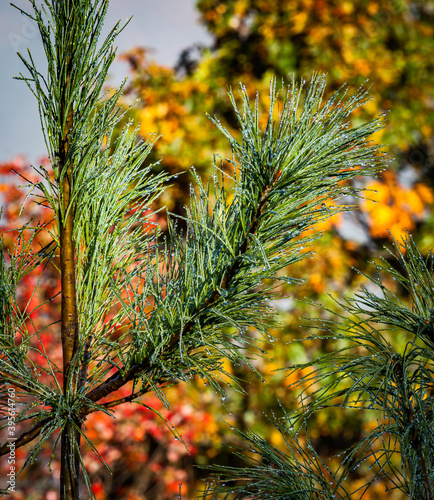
[362,171,433,239]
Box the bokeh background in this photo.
[1,0,434,498]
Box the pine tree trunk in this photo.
[59,189,80,499]
[60,424,81,500]
[59,87,80,499]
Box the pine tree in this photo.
[206,235,434,499]
[0,0,385,498]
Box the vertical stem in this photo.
[59,86,80,500]
[60,423,81,500]
[60,107,79,380]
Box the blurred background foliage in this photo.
[1,0,433,498]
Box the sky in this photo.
[0,0,211,163]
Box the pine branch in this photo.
[203,421,351,500]
[81,76,385,411]
[81,160,280,407]
[282,235,434,497]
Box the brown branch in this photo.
[82,384,151,416]
[83,361,148,408]
[0,418,49,456]
[0,369,35,394]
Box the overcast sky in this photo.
[0,0,211,163]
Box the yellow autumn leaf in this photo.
[291,11,308,35]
